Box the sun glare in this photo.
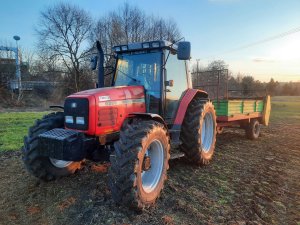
[270,33,300,61]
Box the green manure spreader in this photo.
[194,69,271,139]
[213,97,271,139]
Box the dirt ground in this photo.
[0,120,299,225]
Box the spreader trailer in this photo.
[193,69,271,138]
[214,96,271,139]
[22,40,270,210]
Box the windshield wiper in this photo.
[116,68,140,83]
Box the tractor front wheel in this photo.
[22,112,82,181]
[109,119,170,210]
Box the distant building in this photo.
[0,58,29,88]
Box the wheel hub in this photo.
[49,158,72,168]
[142,156,151,171]
[141,139,164,193]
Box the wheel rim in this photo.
[201,112,215,153]
[49,158,72,168]
[141,139,164,193]
[254,122,260,135]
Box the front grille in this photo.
[64,98,89,130]
[98,108,118,127]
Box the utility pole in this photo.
[196,59,200,86]
[13,35,22,92]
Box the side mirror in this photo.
[90,55,98,70]
[177,41,191,60]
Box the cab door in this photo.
[164,51,189,121]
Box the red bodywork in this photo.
[66,86,146,136]
[65,87,207,137]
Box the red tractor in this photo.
[22,40,217,209]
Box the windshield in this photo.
[114,52,162,93]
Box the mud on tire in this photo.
[180,98,217,165]
[22,112,82,181]
[109,119,170,210]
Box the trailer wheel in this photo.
[109,119,170,210]
[245,119,261,140]
[180,98,217,165]
[22,112,82,181]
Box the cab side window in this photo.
[165,51,188,119]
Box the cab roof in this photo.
[113,40,178,53]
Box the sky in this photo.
[0,0,300,82]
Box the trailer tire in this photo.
[109,119,170,210]
[245,119,261,140]
[22,112,82,181]
[180,98,217,165]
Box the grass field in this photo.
[271,96,300,122]
[0,112,48,151]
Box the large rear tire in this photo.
[180,98,217,165]
[109,119,170,210]
[22,112,82,181]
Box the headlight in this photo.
[76,117,85,125]
[65,116,73,124]
[121,45,128,51]
[151,42,160,48]
[114,46,121,52]
[142,42,150,48]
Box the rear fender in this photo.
[173,89,208,128]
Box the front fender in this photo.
[128,113,168,130]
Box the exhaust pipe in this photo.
[96,41,104,88]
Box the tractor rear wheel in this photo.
[109,119,170,210]
[245,119,261,140]
[22,112,82,181]
[180,98,217,165]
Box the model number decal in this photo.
[98,98,145,106]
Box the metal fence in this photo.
[192,69,229,100]
[8,80,62,91]
[192,69,266,100]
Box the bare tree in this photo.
[90,3,181,58]
[207,60,228,71]
[36,3,92,92]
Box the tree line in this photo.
[1,2,299,107]
[192,60,300,97]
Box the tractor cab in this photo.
[110,40,192,123]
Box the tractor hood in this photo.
[70,86,145,102]
[65,86,146,136]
